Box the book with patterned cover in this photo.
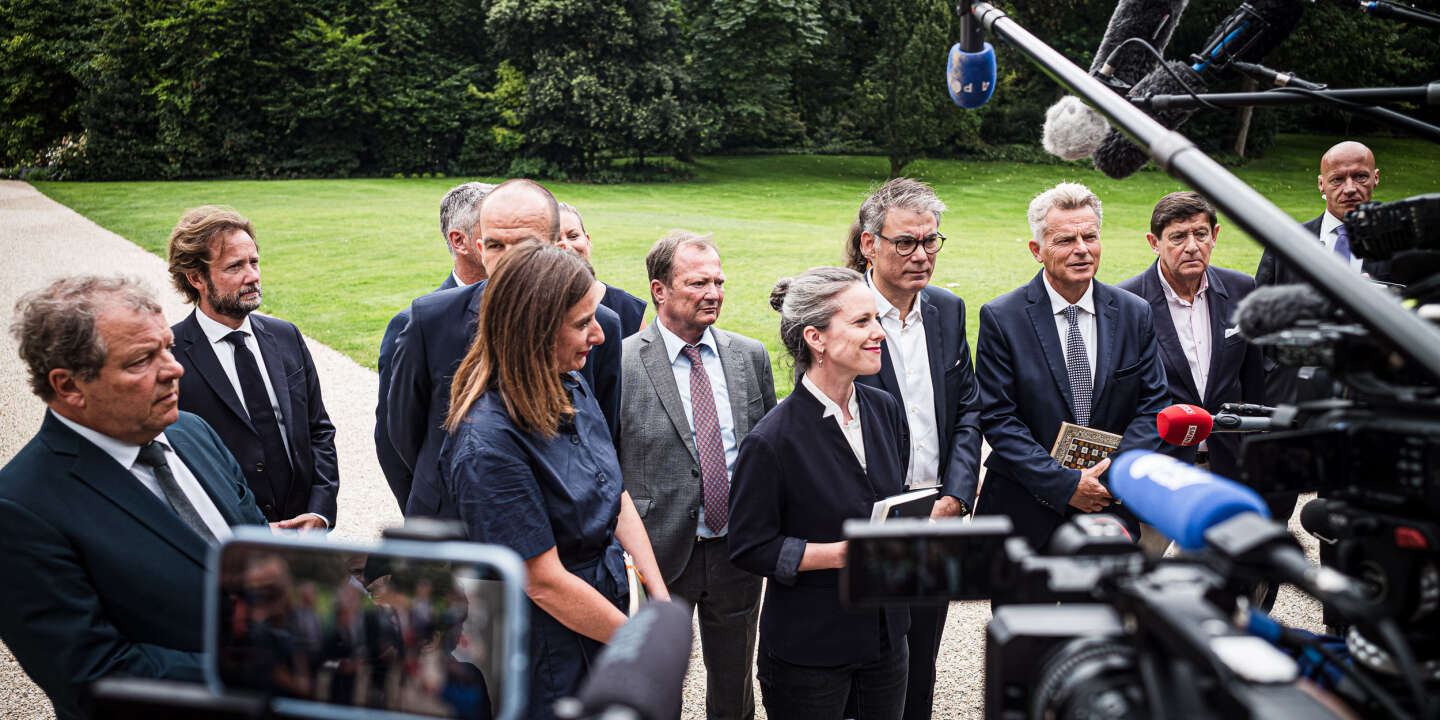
[1050,422,1123,470]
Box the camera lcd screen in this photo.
[841,517,1011,606]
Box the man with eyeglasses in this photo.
[848,177,982,720]
[1117,191,1264,555]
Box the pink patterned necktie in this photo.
[682,345,729,531]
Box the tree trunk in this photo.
[889,154,908,179]
[1232,76,1259,158]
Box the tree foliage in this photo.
[1,0,1434,179]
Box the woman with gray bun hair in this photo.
[730,267,913,719]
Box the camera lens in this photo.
[1029,636,1144,720]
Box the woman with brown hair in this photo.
[439,241,668,719]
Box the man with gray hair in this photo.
[0,276,267,720]
[617,230,776,720]
[975,182,1168,555]
[375,181,494,508]
[845,177,982,720]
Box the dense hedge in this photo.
[2,0,1434,180]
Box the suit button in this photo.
[691,468,699,478]
[596,472,606,484]
[689,508,698,519]
[255,462,265,472]
[570,435,580,445]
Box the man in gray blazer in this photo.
[618,231,777,720]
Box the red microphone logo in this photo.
[1157,404,1213,446]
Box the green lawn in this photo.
[33,134,1440,390]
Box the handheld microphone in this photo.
[557,600,692,720]
[1093,0,1304,178]
[1157,403,1213,446]
[1232,283,1337,340]
[1109,450,1271,551]
[948,0,997,108]
[1041,0,1190,160]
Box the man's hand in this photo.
[270,514,328,533]
[1067,458,1114,513]
[930,495,967,519]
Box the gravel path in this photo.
[0,180,1320,719]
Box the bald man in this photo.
[1256,141,1390,287]
[385,179,625,518]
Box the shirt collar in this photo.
[654,317,717,365]
[1155,262,1209,306]
[1320,211,1345,239]
[451,270,470,288]
[1041,272,1095,317]
[801,373,859,423]
[865,270,921,325]
[49,409,171,471]
[195,309,254,345]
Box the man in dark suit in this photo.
[976,182,1169,553]
[1118,191,1265,553]
[376,182,495,508]
[386,179,624,518]
[0,276,267,720]
[559,201,648,338]
[617,231,776,720]
[848,177,982,720]
[166,206,338,529]
[1256,141,1389,409]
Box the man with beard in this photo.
[168,206,339,529]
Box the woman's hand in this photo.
[616,491,671,603]
[798,540,848,571]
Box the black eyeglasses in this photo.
[875,231,945,257]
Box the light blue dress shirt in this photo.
[654,319,738,536]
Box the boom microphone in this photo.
[1093,0,1305,178]
[949,0,997,108]
[1041,0,1190,160]
[1109,450,1270,550]
[1232,283,1337,340]
[557,600,692,720]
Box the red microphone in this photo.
[1157,404,1213,446]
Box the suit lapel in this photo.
[1024,276,1077,419]
[1203,268,1230,405]
[921,290,947,432]
[714,330,751,437]
[170,432,247,527]
[177,312,255,434]
[639,326,701,463]
[44,416,210,568]
[1090,283,1121,409]
[1144,265,1201,402]
[249,316,295,436]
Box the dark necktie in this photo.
[682,345,729,532]
[1064,305,1093,426]
[135,441,216,543]
[1333,224,1352,261]
[224,331,292,509]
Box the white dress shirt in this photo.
[194,311,292,461]
[1041,274,1097,381]
[867,272,939,488]
[51,411,233,541]
[655,319,738,536]
[450,270,471,288]
[802,374,866,472]
[1156,263,1213,401]
[1319,211,1366,273]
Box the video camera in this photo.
[842,450,1432,720]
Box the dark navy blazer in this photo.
[601,282,647,339]
[386,280,623,518]
[729,381,910,667]
[856,285,983,508]
[375,273,456,508]
[1117,262,1264,481]
[0,412,266,720]
[975,273,1169,551]
[172,311,339,524]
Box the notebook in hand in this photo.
[870,487,940,522]
[1050,422,1122,471]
